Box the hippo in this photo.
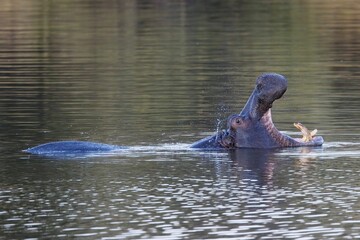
[191,73,324,149]
[24,73,323,156]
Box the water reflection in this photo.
[227,149,277,187]
[204,147,325,189]
[1,144,359,239]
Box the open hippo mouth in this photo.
[191,73,324,149]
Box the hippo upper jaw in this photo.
[240,73,287,121]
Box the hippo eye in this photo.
[230,116,243,129]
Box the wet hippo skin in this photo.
[191,73,324,149]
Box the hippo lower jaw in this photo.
[292,136,324,146]
[191,109,324,149]
[210,109,323,149]
[258,109,324,148]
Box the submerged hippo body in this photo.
[25,141,125,155]
[25,73,323,156]
[191,73,324,149]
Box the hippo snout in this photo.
[256,73,288,103]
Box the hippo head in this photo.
[216,73,323,148]
[191,73,323,149]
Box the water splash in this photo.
[215,118,224,142]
